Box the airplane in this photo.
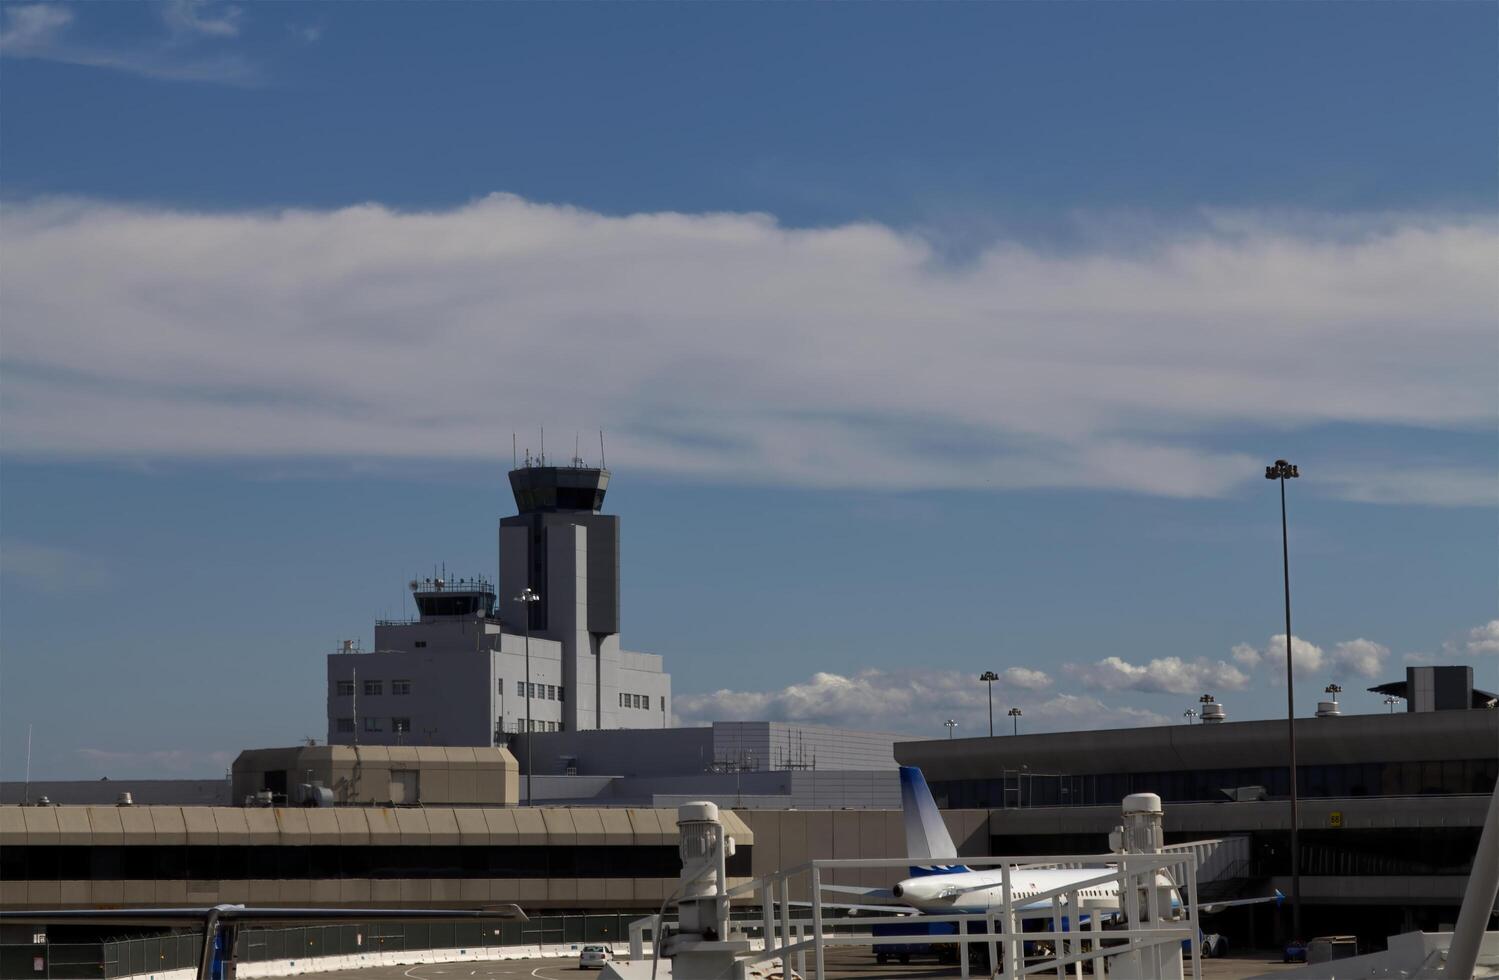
[830,767,1279,926]
[0,903,527,980]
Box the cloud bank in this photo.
[2,196,1494,501]
[1065,655,1250,695]
[672,667,1167,735]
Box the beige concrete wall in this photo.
[231,746,519,806]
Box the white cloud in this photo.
[0,541,113,594]
[0,3,72,51]
[1328,638,1390,679]
[672,667,1165,736]
[1232,634,1390,682]
[1460,620,1499,656]
[1318,466,1498,509]
[163,0,242,38]
[1063,656,1249,695]
[0,2,257,84]
[1002,666,1053,690]
[0,197,1494,501]
[1235,634,1326,679]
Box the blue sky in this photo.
[1,1,1495,779]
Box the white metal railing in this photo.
[630,851,1204,979]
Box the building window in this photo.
[392,679,412,695]
[392,717,411,734]
[558,686,565,702]
[414,641,427,649]
[335,717,354,733]
[336,681,355,697]
[363,680,383,697]
[516,680,524,697]
[547,685,556,701]
[497,679,505,694]
[364,717,383,732]
[619,693,626,708]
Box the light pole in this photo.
[1325,683,1341,704]
[516,587,541,805]
[1008,707,1022,735]
[1384,695,1400,714]
[944,719,958,739]
[980,671,999,737]
[1265,457,1302,940]
[1183,708,1198,725]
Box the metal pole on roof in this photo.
[1266,458,1302,941]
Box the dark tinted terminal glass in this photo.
[931,757,1498,808]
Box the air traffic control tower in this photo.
[500,461,637,733]
[327,458,670,746]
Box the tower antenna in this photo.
[512,433,517,469]
[540,426,545,465]
[575,432,581,467]
[599,430,606,469]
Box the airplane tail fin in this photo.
[900,766,959,863]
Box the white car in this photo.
[578,945,613,969]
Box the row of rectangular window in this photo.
[619,693,652,710]
[0,843,759,881]
[336,680,411,697]
[511,681,562,702]
[335,718,411,733]
[495,719,566,734]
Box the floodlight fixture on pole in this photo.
[980,671,1000,737]
[1008,707,1022,735]
[1384,695,1400,714]
[1184,708,1198,725]
[1199,693,1216,706]
[1325,683,1342,703]
[516,587,542,805]
[1265,456,1302,940]
[944,719,958,740]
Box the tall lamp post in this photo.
[980,671,999,736]
[516,587,541,805]
[1383,695,1400,714]
[1265,457,1302,940]
[944,719,958,739]
[1008,707,1022,735]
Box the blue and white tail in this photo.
[899,766,969,875]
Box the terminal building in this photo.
[326,460,670,745]
[897,674,1499,941]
